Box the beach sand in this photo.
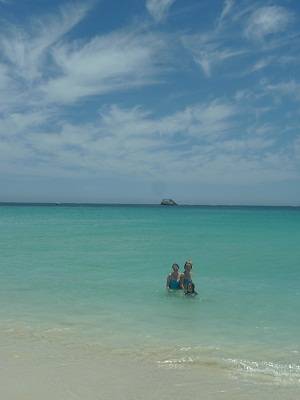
[1,335,299,400]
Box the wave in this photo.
[225,358,300,384]
[156,347,300,385]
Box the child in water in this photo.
[185,281,198,296]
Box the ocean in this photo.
[0,204,299,399]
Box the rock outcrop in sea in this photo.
[160,199,177,206]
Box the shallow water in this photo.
[0,204,300,390]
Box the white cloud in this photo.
[220,0,234,20]
[264,80,300,101]
[2,98,295,185]
[182,33,245,77]
[0,63,10,90]
[0,1,299,190]
[0,110,50,136]
[195,47,244,77]
[42,30,166,104]
[0,99,238,178]
[158,100,236,136]
[216,0,235,29]
[183,2,296,79]
[0,3,90,81]
[0,63,22,112]
[250,57,274,73]
[98,100,236,142]
[146,0,175,22]
[294,137,300,160]
[245,6,293,40]
[0,4,168,109]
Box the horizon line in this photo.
[0,201,299,208]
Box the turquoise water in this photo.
[0,205,299,383]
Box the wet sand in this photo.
[1,337,299,400]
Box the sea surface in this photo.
[0,204,300,392]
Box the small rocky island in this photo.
[160,199,178,206]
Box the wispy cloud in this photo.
[0,63,10,89]
[264,80,300,101]
[182,0,252,78]
[294,137,300,161]
[2,96,296,185]
[244,6,294,41]
[182,2,297,80]
[42,29,167,104]
[0,98,238,178]
[0,3,168,110]
[216,0,235,30]
[157,100,236,136]
[182,32,245,77]
[146,0,175,22]
[0,3,91,81]
[250,57,274,73]
[99,100,237,142]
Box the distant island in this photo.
[160,199,178,206]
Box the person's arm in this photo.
[179,273,184,289]
[166,274,171,288]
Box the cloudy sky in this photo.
[0,0,299,204]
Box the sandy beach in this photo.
[1,330,299,400]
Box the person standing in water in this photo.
[180,260,193,291]
[166,263,181,290]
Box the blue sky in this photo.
[0,0,300,204]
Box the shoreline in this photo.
[1,325,299,399]
[2,336,299,400]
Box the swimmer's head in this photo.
[172,263,179,272]
[186,282,195,293]
[184,260,193,271]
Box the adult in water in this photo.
[166,263,181,290]
[180,260,193,291]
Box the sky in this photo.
[0,0,300,205]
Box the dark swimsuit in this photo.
[169,278,181,289]
[183,273,192,290]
